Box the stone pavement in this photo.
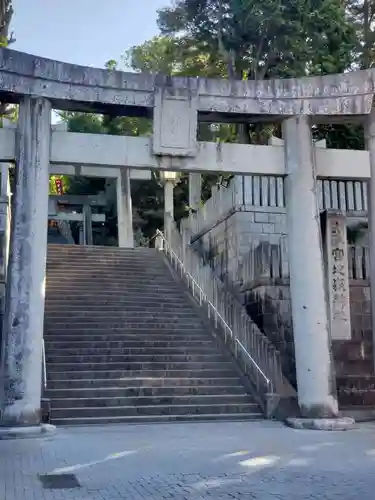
[1,420,375,499]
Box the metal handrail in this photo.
[156,224,279,399]
[235,338,271,388]
[156,229,272,390]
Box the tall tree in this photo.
[127,35,227,77]
[157,0,356,145]
[0,0,13,47]
[157,0,356,80]
[347,0,375,69]
[0,0,15,119]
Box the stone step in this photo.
[46,270,171,277]
[45,311,202,322]
[46,257,164,266]
[47,263,166,271]
[47,243,155,249]
[44,244,259,425]
[45,325,207,333]
[46,347,218,357]
[47,360,233,372]
[45,296,188,305]
[46,347,217,357]
[51,412,263,426]
[47,262,165,269]
[49,394,253,409]
[45,292,187,303]
[46,385,246,399]
[46,353,227,364]
[47,255,163,262]
[45,340,214,351]
[45,286,184,296]
[47,249,158,256]
[45,320,204,329]
[47,251,159,264]
[45,287,180,295]
[46,277,180,287]
[44,333,211,342]
[45,311,196,320]
[45,311,198,320]
[47,368,238,381]
[51,402,258,420]
[46,266,169,273]
[48,377,243,390]
[47,257,165,263]
[45,344,216,355]
[44,303,190,311]
[45,300,190,309]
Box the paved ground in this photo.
[1,420,375,499]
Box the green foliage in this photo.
[347,0,375,69]
[157,0,356,79]
[58,112,104,134]
[0,1,14,117]
[126,35,227,77]
[347,222,368,244]
[313,123,365,150]
[53,0,374,244]
[0,0,14,45]
[105,59,118,70]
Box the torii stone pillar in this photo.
[162,172,177,239]
[164,180,174,241]
[164,181,174,221]
[189,173,202,211]
[116,168,134,248]
[0,97,51,430]
[282,115,338,418]
[365,108,375,370]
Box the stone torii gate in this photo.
[0,48,375,434]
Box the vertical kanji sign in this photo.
[55,178,64,196]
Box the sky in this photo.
[12,0,169,69]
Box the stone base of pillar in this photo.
[0,423,56,440]
[285,417,355,431]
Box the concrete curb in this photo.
[0,423,56,440]
[285,417,355,431]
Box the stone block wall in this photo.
[193,207,289,284]
[187,174,374,405]
[243,279,374,394]
[245,283,296,387]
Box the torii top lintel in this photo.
[0,48,374,119]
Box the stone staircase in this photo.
[44,244,263,425]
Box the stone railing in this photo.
[318,179,368,212]
[240,243,369,286]
[181,179,240,237]
[183,175,369,242]
[348,245,369,280]
[237,238,289,288]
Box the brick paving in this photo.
[1,420,375,499]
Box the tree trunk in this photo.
[363,0,371,69]
[0,0,13,44]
